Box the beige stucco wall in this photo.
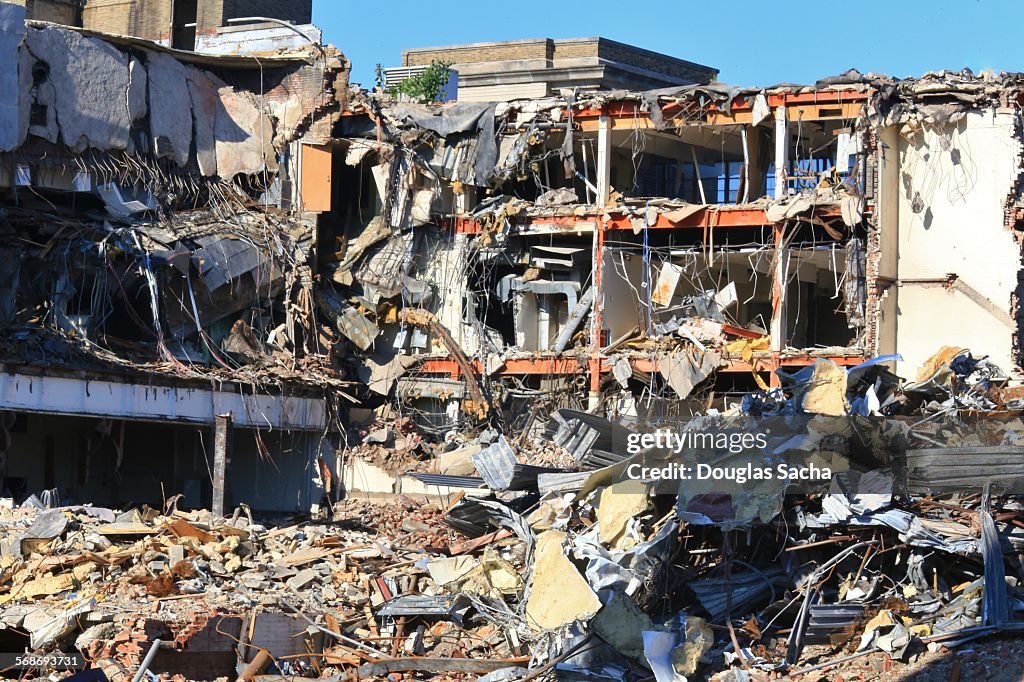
[892,109,1021,377]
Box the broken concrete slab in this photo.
[525,530,601,631]
[186,66,220,177]
[801,358,850,416]
[215,86,276,179]
[0,3,27,151]
[593,591,653,659]
[286,568,319,591]
[596,480,649,550]
[25,25,132,152]
[146,50,193,166]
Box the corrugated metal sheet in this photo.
[377,594,470,618]
[803,604,866,644]
[905,446,1024,494]
[408,473,487,489]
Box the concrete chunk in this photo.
[215,86,276,179]
[524,531,600,631]
[25,25,131,152]
[186,66,220,176]
[146,50,193,166]
[286,568,319,591]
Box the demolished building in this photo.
[322,67,1024,459]
[2,2,1024,678]
[0,1,355,514]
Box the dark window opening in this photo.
[172,0,198,51]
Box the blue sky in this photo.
[314,0,1022,90]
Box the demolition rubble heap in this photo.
[3,347,1024,681]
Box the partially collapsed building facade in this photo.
[2,5,1024,680]
[0,2,353,514]
[329,69,1024,481]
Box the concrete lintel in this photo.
[0,372,326,431]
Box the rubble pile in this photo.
[0,347,1019,681]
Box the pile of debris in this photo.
[4,346,1024,681]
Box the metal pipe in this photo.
[553,287,594,352]
[131,638,163,682]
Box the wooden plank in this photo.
[449,529,513,555]
[166,519,216,544]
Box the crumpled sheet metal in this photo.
[386,102,498,186]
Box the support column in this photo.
[875,125,901,364]
[773,107,789,200]
[596,115,612,207]
[589,218,605,408]
[770,224,788,355]
[212,413,233,519]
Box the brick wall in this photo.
[82,0,173,42]
[595,38,717,81]
[83,0,310,41]
[194,0,219,33]
[403,38,554,67]
[550,38,599,60]
[23,0,82,25]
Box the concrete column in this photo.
[875,125,901,361]
[770,225,788,353]
[212,413,233,519]
[596,115,612,206]
[773,107,789,200]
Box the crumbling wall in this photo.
[894,109,1021,375]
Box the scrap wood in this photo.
[165,519,216,544]
[449,528,513,555]
[276,546,341,567]
[237,648,273,682]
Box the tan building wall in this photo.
[888,110,1022,376]
[83,0,172,42]
[404,39,554,67]
[6,0,81,25]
